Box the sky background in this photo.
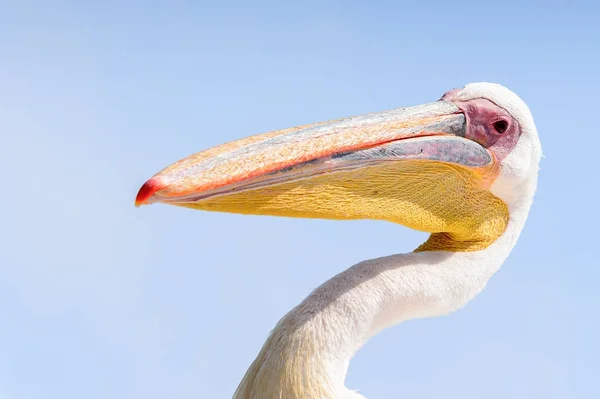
[1,1,599,398]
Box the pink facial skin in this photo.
[442,90,522,161]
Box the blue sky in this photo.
[1,1,599,398]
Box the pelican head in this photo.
[135,83,541,398]
[136,82,541,253]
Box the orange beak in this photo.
[134,98,505,251]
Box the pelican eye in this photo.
[493,120,509,134]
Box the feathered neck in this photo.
[233,175,538,399]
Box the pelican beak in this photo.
[135,99,503,239]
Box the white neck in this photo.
[233,177,537,399]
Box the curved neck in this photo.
[234,185,535,399]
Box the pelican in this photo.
[135,83,541,399]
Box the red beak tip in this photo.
[135,177,166,207]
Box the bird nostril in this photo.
[493,120,509,134]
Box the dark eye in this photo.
[493,120,509,134]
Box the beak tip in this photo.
[135,177,166,207]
